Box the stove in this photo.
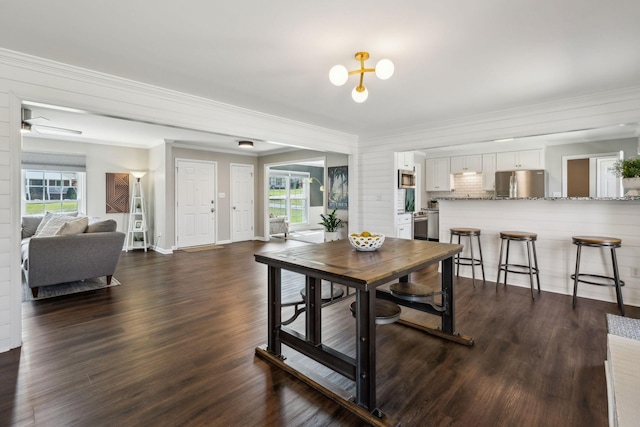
[413,211,428,239]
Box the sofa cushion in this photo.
[56,216,89,235]
[21,215,43,238]
[86,219,117,233]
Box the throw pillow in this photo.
[56,216,89,236]
[35,215,77,237]
[34,211,78,236]
[86,219,117,233]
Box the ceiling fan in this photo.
[21,107,82,135]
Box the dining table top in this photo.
[255,237,462,291]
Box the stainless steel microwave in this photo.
[398,169,416,189]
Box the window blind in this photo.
[21,151,87,172]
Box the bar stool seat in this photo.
[449,227,486,287]
[349,299,401,325]
[389,281,435,302]
[300,283,344,302]
[496,231,541,299]
[571,236,625,315]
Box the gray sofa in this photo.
[21,215,126,298]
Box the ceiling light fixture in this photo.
[329,52,394,103]
[238,140,254,149]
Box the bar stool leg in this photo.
[469,235,476,287]
[504,239,511,286]
[477,235,486,285]
[526,240,535,299]
[572,244,582,308]
[496,237,505,289]
[610,247,625,316]
[532,240,541,292]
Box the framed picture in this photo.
[328,166,348,210]
[134,220,143,230]
[106,173,129,213]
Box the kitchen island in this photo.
[437,197,640,307]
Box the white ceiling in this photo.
[3,0,640,151]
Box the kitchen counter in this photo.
[435,196,640,201]
[437,198,640,307]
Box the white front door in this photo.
[176,160,216,248]
[231,164,254,242]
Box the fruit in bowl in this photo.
[348,231,385,251]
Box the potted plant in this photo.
[319,208,343,242]
[135,203,142,213]
[611,156,640,195]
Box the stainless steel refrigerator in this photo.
[495,170,546,198]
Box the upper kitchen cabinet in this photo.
[425,157,452,191]
[482,153,497,191]
[450,155,482,174]
[396,151,415,170]
[496,149,544,171]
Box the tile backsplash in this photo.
[427,173,494,201]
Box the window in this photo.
[268,172,310,226]
[22,170,86,215]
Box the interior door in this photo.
[597,157,621,197]
[176,160,216,248]
[231,164,254,242]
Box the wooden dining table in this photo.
[254,237,471,426]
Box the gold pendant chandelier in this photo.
[329,52,394,103]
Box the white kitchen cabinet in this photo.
[396,213,413,239]
[450,155,482,174]
[496,149,544,171]
[425,157,452,191]
[396,151,415,170]
[482,153,496,191]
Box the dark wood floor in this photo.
[1,238,635,426]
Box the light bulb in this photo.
[352,86,368,103]
[329,65,349,86]
[375,59,394,80]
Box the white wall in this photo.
[0,89,21,352]
[148,143,166,251]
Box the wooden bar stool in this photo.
[449,227,486,287]
[496,231,541,299]
[571,236,625,316]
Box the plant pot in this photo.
[324,231,339,242]
[622,177,640,196]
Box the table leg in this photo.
[355,289,377,411]
[441,256,455,334]
[305,276,321,344]
[267,265,282,356]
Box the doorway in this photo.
[562,152,623,197]
[265,158,326,239]
[175,159,217,248]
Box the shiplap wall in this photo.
[439,199,640,306]
[0,88,20,352]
